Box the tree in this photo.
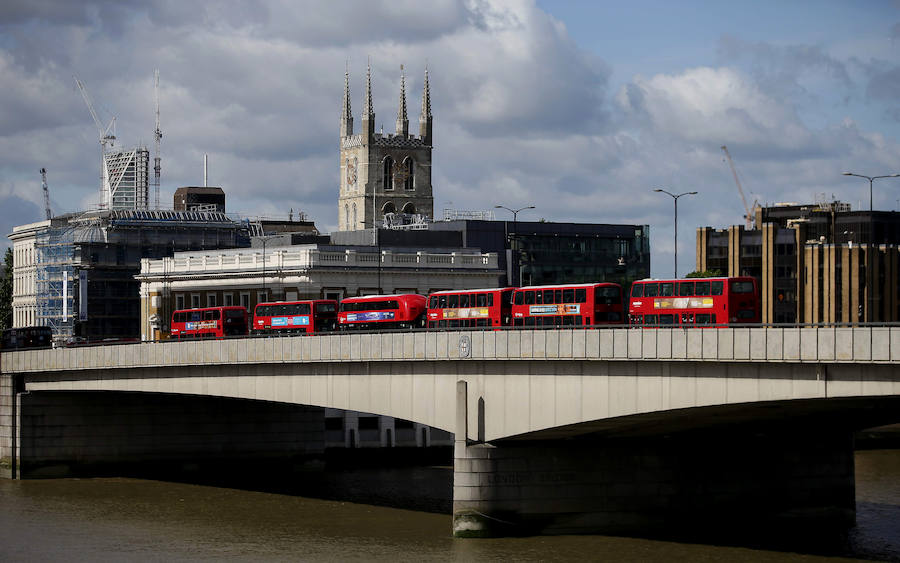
[685,269,723,278]
[0,248,12,331]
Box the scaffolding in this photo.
[34,223,77,340]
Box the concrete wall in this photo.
[0,374,15,478]
[16,391,325,478]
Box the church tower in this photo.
[338,63,434,232]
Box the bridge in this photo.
[2,326,899,537]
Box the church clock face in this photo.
[346,156,358,188]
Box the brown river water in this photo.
[0,449,898,562]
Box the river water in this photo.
[1,449,898,562]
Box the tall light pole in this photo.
[654,189,697,278]
[842,172,900,322]
[495,205,535,286]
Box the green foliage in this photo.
[685,269,722,278]
[0,248,11,331]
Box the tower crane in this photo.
[40,168,51,220]
[74,75,116,209]
[153,69,162,209]
[721,145,756,230]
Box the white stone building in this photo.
[137,242,501,340]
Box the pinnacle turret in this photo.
[418,66,432,145]
[361,58,375,140]
[341,63,353,138]
[396,64,409,137]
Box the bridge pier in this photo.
[453,382,856,538]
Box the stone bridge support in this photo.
[453,381,856,537]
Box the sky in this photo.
[1,0,899,278]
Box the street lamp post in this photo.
[494,205,535,286]
[842,172,900,322]
[653,189,698,278]
[361,220,381,292]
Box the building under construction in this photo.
[105,147,150,210]
[11,209,256,342]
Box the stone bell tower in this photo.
[338,62,434,232]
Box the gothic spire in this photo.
[419,65,431,121]
[418,65,433,145]
[341,61,353,137]
[396,64,409,137]
[363,58,374,118]
[362,57,375,140]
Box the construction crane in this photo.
[721,145,756,230]
[40,168,51,220]
[153,69,162,209]
[74,75,116,209]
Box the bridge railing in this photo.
[3,327,899,374]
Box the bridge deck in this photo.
[4,327,900,373]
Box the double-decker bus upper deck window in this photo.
[679,282,694,296]
[535,291,543,305]
[660,283,674,297]
[695,281,710,295]
[488,293,494,306]
[575,288,586,303]
[544,290,554,304]
[731,281,755,293]
[563,289,574,303]
[429,297,437,308]
[438,295,447,308]
[203,310,220,321]
[596,286,620,304]
[476,293,486,307]
[501,290,512,306]
[459,294,469,308]
[644,283,658,297]
[711,281,724,295]
[525,291,535,305]
[631,284,644,297]
[555,290,563,303]
[514,292,523,305]
[449,295,458,308]
[316,302,336,313]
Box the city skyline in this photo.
[1,0,898,278]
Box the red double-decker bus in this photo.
[252,300,338,335]
[338,294,427,330]
[628,276,760,327]
[511,283,623,327]
[170,306,249,339]
[426,287,515,329]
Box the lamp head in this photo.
[653,189,663,192]
[688,191,698,195]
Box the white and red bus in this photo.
[511,283,624,327]
[628,276,760,327]
[338,294,427,330]
[426,287,515,329]
[252,300,338,335]
[171,306,249,339]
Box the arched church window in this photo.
[403,158,414,191]
[344,204,349,229]
[383,157,394,190]
[352,203,357,229]
[402,203,416,214]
